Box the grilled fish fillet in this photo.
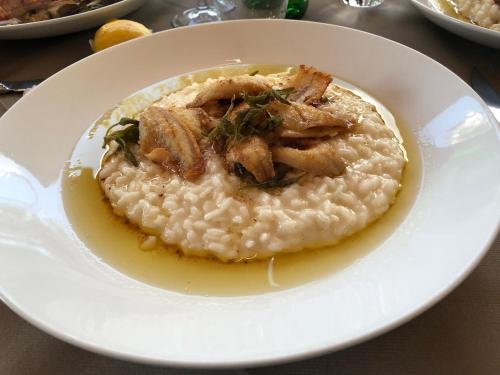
[277,127,340,138]
[139,106,205,180]
[267,101,353,131]
[286,65,332,104]
[187,76,271,108]
[272,140,345,177]
[226,136,275,182]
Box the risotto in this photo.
[99,66,406,262]
[455,0,500,31]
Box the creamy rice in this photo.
[99,76,406,261]
[455,0,500,31]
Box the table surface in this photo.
[1,1,499,374]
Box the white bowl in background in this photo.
[409,0,500,49]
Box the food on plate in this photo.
[0,0,120,25]
[455,0,500,31]
[436,0,500,31]
[99,65,407,262]
[92,19,152,51]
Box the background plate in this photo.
[409,0,500,49]
[0,0,147,39]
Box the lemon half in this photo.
[93,19,152,52]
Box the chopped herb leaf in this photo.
[208,96,236,142]
[249,70,259,76]
[243,87,295,107]
[239,163,305,190]
[102,117,140,166]
[206,88,295,154]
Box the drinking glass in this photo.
[172,1,221,28]
[342,0,383,7]
[215,0,288,20]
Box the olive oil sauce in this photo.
[62,66,421,296]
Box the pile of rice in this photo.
[99,76,406,262]
[455,0,500,31]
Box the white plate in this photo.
[409,0,500,49]
[0,0,147,39]
[0,20,499,367]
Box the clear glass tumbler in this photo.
[342,0,384,7]
[172,1,221,28]
[216,0,289,20]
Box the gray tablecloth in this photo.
[1,1,499,373]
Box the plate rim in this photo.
[0,19,499,368]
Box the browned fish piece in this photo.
[227,102,269,126]
[139,106,205,180]
[278,127,340,138]
[201,100,230,119]
[271,141,345,177]
[279,138,323,149]
[267,101,353,131]
[227,101,250,121]
[286,65,332,104]
[165,107,210,140]
[187,76,270,108]
[226,136,275,182]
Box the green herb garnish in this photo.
[207,88,294,148]
[102,117,140,166]
[243,87,295,107]
[242,164,306,189]
[208,96,236,142]
[249,70,259,76]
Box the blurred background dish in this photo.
[0,0,121,24]
[409,0,500,49]
[0,0,147,39]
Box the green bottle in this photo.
[286,0,309,19]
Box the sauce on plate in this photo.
[62,66,421,296]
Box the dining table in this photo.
[1,0,499,373]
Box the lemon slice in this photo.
[92,19,152,52]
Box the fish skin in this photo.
[267,101,353,131]
[272,140,345,177]
[139,106,205,180]
[286,65,332,104]
[187,76,270,108]
[226,136,275,183]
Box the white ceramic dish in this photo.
[0,20,499,368]
[0,0,147,39]
[409,0,500,49]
